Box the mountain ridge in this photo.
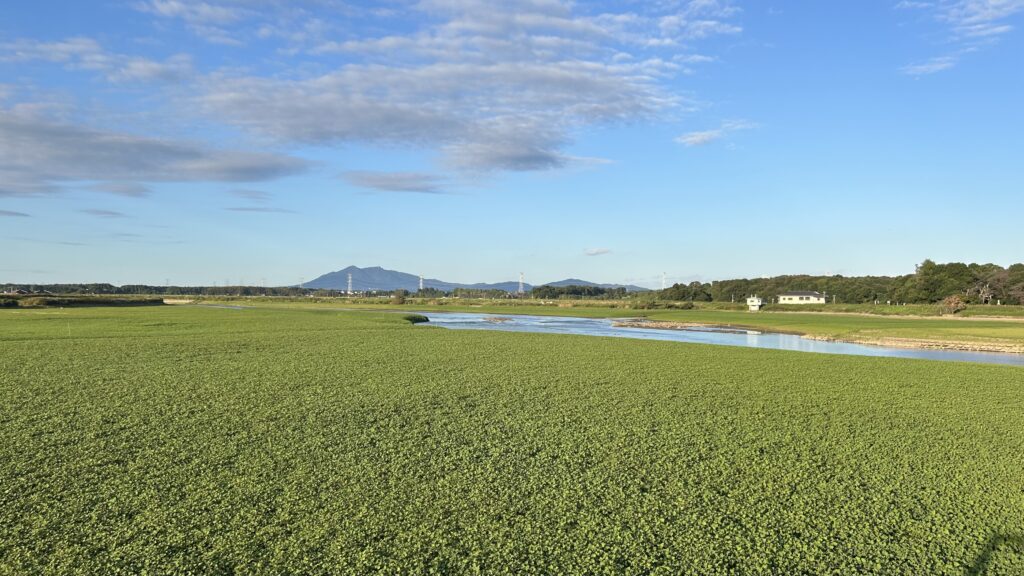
[301,266,648,292]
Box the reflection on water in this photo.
[419,312,1024,367]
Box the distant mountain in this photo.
[301,266,647,292]
[302,266,533,292]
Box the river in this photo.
[419,312,1024,367]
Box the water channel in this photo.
[420,312,1024,367]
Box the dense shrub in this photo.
[0,298,17,308]
[940,295,968,315]
[402,314,429,324]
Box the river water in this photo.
[419,312,1024,367]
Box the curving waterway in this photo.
[419,312,1024,367]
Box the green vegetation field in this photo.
[2,306,1023,574]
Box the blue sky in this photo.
[1,0,1022,287]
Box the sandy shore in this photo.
[613,319,1024,355]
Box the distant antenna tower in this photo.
[347,272,353,294]
[419,275,424,291]
[518,272,525,295]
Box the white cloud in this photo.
[133,0,360,47]
[0,107,307,197]
[900,0,1024,73]
[676,119,754,147]
[585,248,612,256]
[943,0,1024,37]
[197,0,740,173]
[109,54,194,83]
[895,1,932,9]
[901,55,958,75]
[136,0,244,26]
[0,37,193,83]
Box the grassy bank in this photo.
[1,295,164,308]
[1,306,1022,573]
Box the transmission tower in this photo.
[662,272,667,290]
[518,272,525,295]
[347,272,353,294]
[419,275,424,291]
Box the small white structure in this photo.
[746,296,764,311]
[778,291,826,304]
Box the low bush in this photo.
[402,314,429,324]
[940,295,968,315]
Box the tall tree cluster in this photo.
[699,260,1024,304]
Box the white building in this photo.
[746,296,764,311]
[778,291,826,304]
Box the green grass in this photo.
[2,306,1023,574]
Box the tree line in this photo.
[5,260,1023,304]
[682,260,1024,305]
[531,285,629,299]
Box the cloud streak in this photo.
[585,248,612,256]
[0,209,31,217]
[342,171,448,194]
[0,37,194,83]
[78,209,127,218]
[0,107,307,197]
[676,119,755,147]
[898,0,1024,74]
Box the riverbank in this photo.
[613,319,1024,355]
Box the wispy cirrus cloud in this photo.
[0,107,307,197]
[0,37,194,83]
[134,0,357,46]
[196,0,741,174]
[585,248,612,256]
[137,0,244,26]
[898,0,1024,74]
[676,119,755,147]
[900,55,958,75]
[0,209,31,217]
